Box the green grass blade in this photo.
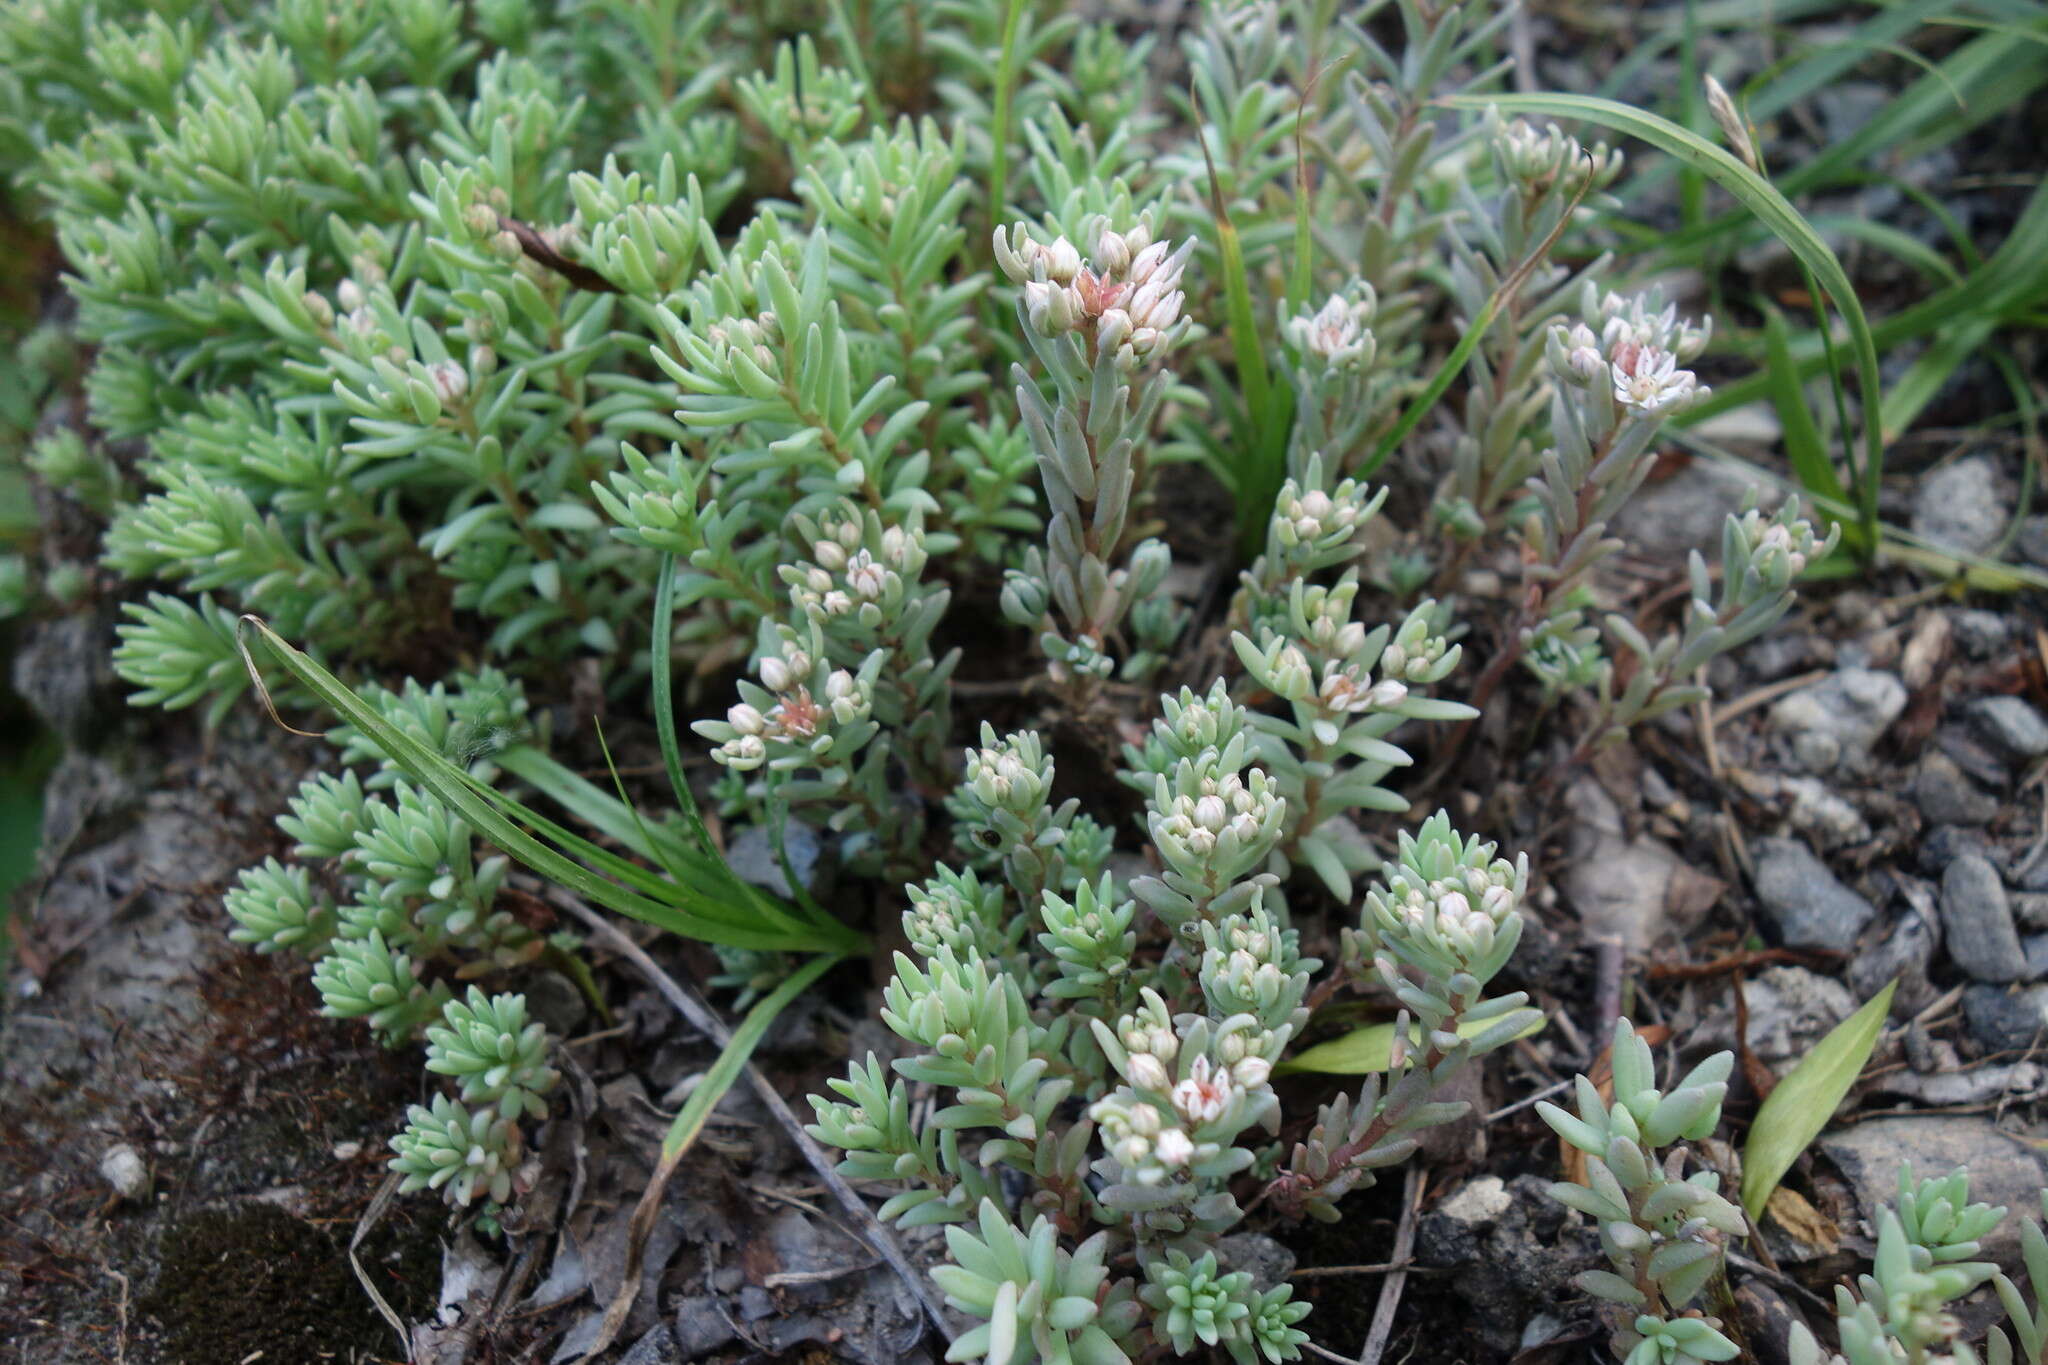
[238,618,854,953]
[651,552,729,865]
[1200,134,1292,557]
[1740,977,1896,1219]
[658,951,842,1159]
[1762,307,1850,514]
[1447,91,1888,551]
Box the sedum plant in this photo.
[4,0,1881,1354]
[224,668,570,1210]
[1541,1020,1746,1365]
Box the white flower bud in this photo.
[1232,1056,1272,1088]
[759,656,792,692]
[814,540,847,571]
[1153,1128,1194,1166]
[726,703,766,734]
[1127,1053,1172,1092]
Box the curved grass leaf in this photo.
[236,616,864,955]
[1740,977,1896,1220]
[1444,91,1886,552]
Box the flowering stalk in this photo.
[994,214,1194,701]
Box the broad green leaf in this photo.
[1446,91,1887,552]
[1741,977,1896,1220]
[1279,1012,1546,1075]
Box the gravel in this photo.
[1963,984,2048,1053]
[1911,751,2000,826]
[1768,668,1907,773]
[1969,695,2048,760]
[1910,454,2009,558]
[1751,837,1877,948]
[1940,854,2026,982]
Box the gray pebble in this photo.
[1950,609,2012,658]
[1962,984,2048,1053]
[1917,824,1995,876]
[98,1144,149,1201]
[1970,695,2048,760]
[1752,837,1876,948]
[1911,751,2000,826]
[1935,724,2013,789]
[2017,515,2048,567]
[1940,855,2026,981]
[1911,455,2009,559]
[1769,669,1906,773]
[2026,933,2048,979]
[2015,893,2048,930]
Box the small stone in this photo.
[1778,774,1871,849]
[726,820,832,899]
[2017,515,2048,567]
[1752,838,1876,949]
[1963,984,2048,1053]
[1768,669,1907,773]
[2025,934,2048,979]
[672,1298,738,1359]
[1916,824,1994,876]
[1940,855,2026,982]
[1935,724,2013,789]
[618,1325,681,1365]
[1216,1233,1297,1292]
[1970,695,2048,760]
[1741,967,1857,1067]
[1910,454,2008,559]
[2015,893,2048,930]
[1911,751,2000,826]
[98,1144,149,1201]
[1848,901,1941,1017]
[1950,609,2012,659]
[522,969,589,1037]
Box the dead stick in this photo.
[1357,1165,1424,1365]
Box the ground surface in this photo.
[4,4,2047,1364]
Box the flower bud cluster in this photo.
[903,865,1016,963]
[994,215,1194,370]
[1198,905,1314,1037]
[1357,812,1527,1007]
[963,724,1054,816]
[1284,285,1377,371]
[695,631,876,774]
[1734,500,1826,589]
[1491,111,1623,193]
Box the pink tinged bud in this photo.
[1153,1129,1194,1166]
[1233,1056,1273,1088]
[427,360,468,404]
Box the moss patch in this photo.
[137,1202,426,1363]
